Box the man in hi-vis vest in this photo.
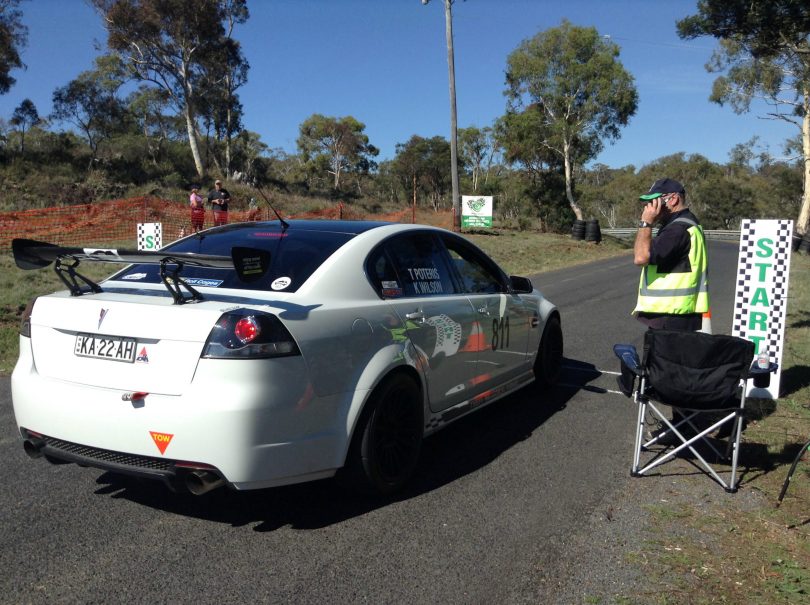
[632,177,709,330]
[617,177,710,443]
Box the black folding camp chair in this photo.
[614,329,770,493]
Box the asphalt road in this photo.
[0,241,741,604]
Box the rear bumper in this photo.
[12,338,356,490]
[20,429,205,491]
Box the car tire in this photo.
[534,314,563,387]
[342,373,423,496]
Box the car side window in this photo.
[441,234,505,294]
[366,246,404,298]
[384,233,456,297]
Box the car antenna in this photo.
[256,186,289,230]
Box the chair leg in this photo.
[727,409,745,493]
[632,394,647,477]
[635,404,740,491]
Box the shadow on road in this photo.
[89,358,601,530]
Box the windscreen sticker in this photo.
[121,272,148,281]
[251,232,288,238]
[149,431,174,455]
[183,278,224,287]
[381,280,402,297]
[271,277,292,291]
[238,256,264,276]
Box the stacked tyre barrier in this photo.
[571,219,586,240]
[585,219,602,243]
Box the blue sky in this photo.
[0,0,798,169]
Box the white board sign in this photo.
[461,195,493,228]
[731,219,793,399]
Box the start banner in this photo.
[731,219,793,399]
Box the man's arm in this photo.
[634,198,664,266]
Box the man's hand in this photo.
[641,198,664,224]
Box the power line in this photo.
[603,34,715,52]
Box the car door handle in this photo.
[405,311,426,323]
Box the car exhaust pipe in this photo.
[185,469,226,496]
[23,438,46,459]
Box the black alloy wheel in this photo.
[350,373,423,495]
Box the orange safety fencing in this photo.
[0,197,429,251]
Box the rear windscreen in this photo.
[109,227,354,293]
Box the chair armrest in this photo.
[748,360,779,376]
[613,344,642,375]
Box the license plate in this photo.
[74,333,137,363]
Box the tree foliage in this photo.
[92,0,249,179]
[9,97,37,154]
[297,114,379,192]
[0,0,26,94]
[677,0,810,235]
[503,20,638,220]
[51,55,127,166]
[390,136,455,211]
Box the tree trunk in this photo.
[798,87,810,236]
[184,105,205,178]
[563,140,584,221]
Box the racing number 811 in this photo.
[491,316,509,351]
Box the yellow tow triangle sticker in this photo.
[149,431,174,455]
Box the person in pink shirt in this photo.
[189,186,205,232]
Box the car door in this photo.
[368,232,478,412]
[439,234,533,392]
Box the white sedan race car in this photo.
[11,220,562,496]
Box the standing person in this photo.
[618,177,710,441]
[633,177,708,330]
[208,179,231,226]
[189,186,205,232]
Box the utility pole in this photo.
[423,0,461,231]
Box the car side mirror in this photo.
[509,275,533,294]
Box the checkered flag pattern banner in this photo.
[732,219,793,399]
[137,222,162,251]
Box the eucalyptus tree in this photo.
[392,135,453,211]
[0,0,26,94]
[92,0,250,178]
[10,97,37,154]
[297,114,379,192]
[51,55,127,166]
[503,20,638,221]
[458,125,501,192]
[678,0,810,236]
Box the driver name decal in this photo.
[407,267,443,294]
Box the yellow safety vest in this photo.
[633,217,709,315]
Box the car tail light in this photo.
[202,309,300,359]
[20,297,37,337]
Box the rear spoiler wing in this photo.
[11,238,269,305]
